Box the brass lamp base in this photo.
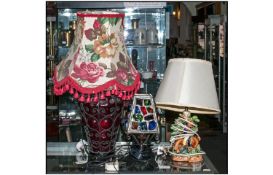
[172,154,203,163]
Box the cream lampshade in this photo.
[155,58,220,163]
[155,58,220,114]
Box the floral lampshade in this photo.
[53,11,141,102]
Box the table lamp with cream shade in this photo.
[155,58,220,163]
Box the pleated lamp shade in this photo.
[155,58,220,114]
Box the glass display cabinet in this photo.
[46,15,59,142]
[193,23,205,60]
[205,15,227,133]
[122,8,166,97]
[192,14,227,133]
[46,2,220,174]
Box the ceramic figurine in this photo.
[169,114,205,163]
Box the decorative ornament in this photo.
[169,112,205,163]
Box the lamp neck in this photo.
[180,108,191,119]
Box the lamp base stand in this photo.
[130,145,153,160]
[169,108,204,163]
[171,154,203,163]
[87,151,115,163]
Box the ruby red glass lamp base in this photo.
[79,95,123,154]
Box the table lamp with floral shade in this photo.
[53,11,140,157]
[155,58,220,163]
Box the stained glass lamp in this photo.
[127,94,160,160]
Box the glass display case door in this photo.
[205,15,227,133]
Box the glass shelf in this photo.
[47,105,58,110]
[126,43,165,48]
[46,142,218,174]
